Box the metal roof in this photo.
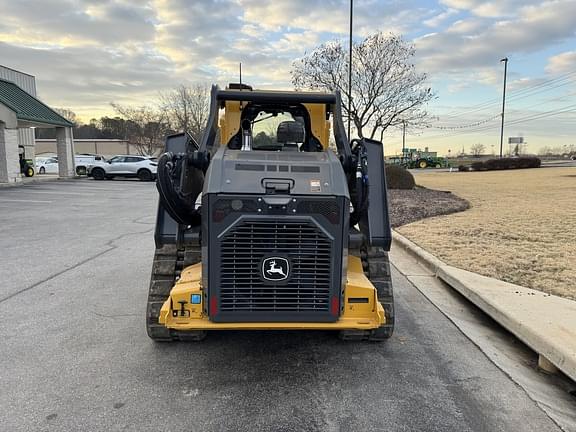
[0,78,73,127]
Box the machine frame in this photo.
[147,85,394,341]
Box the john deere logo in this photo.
[262,257,290,282]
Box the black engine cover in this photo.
[202,147,350,322]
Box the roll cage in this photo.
[198,85,353,171]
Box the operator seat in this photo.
[276,121,304,151]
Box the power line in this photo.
[429,113,501,130]
[506,75,576,103]
[438,68,576,119]
[429,74,576,130]
[506,104,576,126]
[422,103,576,141]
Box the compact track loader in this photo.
[146,84,394,342]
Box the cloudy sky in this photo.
[1,0,575,154]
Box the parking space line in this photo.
[29,186,148,192]
[0,199,53,203]
[4,190,90,196]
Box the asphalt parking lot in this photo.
[0,179,565,432]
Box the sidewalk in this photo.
[393,231,576,382]
[0,175,80,188]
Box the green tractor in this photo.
[408,156,449,169]
[401,148,450,169]
[18,146,35,177]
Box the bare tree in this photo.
[159,84,209,142]
[111,103,170,156]
[470,143,485,157]
[291,32,434,141]
[538,145,568,156]
[538,146,551,156]
[55,108,79,125]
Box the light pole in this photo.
[499,57,508,158]
[347,0,353,140]
[401,120,406,162]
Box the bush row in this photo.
[458,157,541,172]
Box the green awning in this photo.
[0,78,73,127]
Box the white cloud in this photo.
[446,18,489,34]
[416,0,576,73]
[545,51,576,74]
[439,0,541,17]
[240,0,426,36]
[424,8,458,27]
[0,41,173,119]
[0,0,156,46]
[0,0,574,133]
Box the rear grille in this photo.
[296,200,340,224]
[219,220,332,312]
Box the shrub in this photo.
[492,158,509,169]
[519,156,541,168]
[471,161,484,171]
[465,157,541,172]
[385,164,415,189]
[518,158,531,169]
[483,159,497,170]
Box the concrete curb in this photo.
[0,176,82,188]
[392,231,576,383]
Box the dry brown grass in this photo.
[397,168,576,299]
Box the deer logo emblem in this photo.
[262,257,290,281]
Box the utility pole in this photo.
[499,57,508,158]
[347,0,353,140]
[402,120,406,162]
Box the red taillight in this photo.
[327,211,339,224]
[330,296,340,316]
[213,209,226,222]
[210,296,218,316]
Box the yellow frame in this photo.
[218,95,331,150]
[159,256,385,331]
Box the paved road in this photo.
[0,180,563,432]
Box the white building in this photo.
[0,64,75,183]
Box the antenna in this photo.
[347,0,353,139]
[239,62,242,90]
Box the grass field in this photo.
[397,167,576,300]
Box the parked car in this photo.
[36,157,59,174]
[75,154,106,175]
[87,155,158,181]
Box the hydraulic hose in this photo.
[349,140,369,227]
[156,152,202,227]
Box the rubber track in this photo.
[339,246,395,342]
[146,243,205,342]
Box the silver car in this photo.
[88,155,158,181]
